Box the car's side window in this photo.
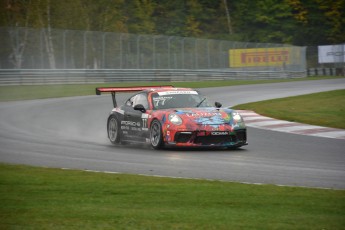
[127,93,149,109]
[134,93,149,109]
[125,97,133,107]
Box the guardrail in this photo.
[307,67,344,76]
[0,69,306,85]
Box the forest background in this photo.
[1,0,344,46]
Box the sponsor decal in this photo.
[157,91,198,96]
[142,118,148,129]
[327,51,345,56]
[141,114,149,119]
[229,47,294,67]
[121,126,129,130]
[240,51,288,64]
[186,112,221,117]
[211,131,229,135]
[318,45,345,63]
[121,121,141,127]
[153,96,173,107]
[131,127,142,131]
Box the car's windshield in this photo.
[151,91,212,109]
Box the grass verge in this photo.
[0,76,342,102]
[233,89,345,129]
[0,164,344,230]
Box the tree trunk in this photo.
[223,0,233,35]
[45,0,56,69]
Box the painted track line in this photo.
[238,110,345,140]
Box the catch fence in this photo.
[0,27,308,84]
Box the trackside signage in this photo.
[229,47,293,67]
[318,44,345,63]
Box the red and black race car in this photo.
[96,86,247,149]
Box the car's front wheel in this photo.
[150,120,164,149]
[107,115,121,144]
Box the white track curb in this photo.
[238,110,345,140]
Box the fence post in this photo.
[137,35,142,69]
[83,31,88,69]
[63,30,67,68]
[207,40,211,68]
[102,33,108,68]
[152,36,156,69]
[40,29,44,68]
[168,36,175,69]
[181,37,186,69]
[120,33,124,69]
[219,41,223,68]
[195,39,198,69]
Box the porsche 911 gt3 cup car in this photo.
[96,86,247,149]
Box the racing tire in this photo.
[150,120,164,149]
[107,115,121,144]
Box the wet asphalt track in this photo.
[0,79,344,189]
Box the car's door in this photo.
[122,93,149,140]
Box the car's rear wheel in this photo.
[107,115,121,144]
[150,120,164,149]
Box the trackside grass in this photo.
[0,76,342,102]
[233,89,345,129]
[0,164,344,230]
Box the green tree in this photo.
[80,0,127,32]
[125,0,155,34]
[287,0,345,45]
[152,0,186,36]
[184,0,202,37]
[315,0,344,44]
[1,0,344,47]
[232,0,295,44]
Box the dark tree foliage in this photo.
[1,0,344,45]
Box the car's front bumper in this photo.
[165,129,247,148]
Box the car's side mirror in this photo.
[134,104,146,113]
[215,102,222,108]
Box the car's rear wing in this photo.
[96,85,174,107]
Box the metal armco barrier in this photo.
[0,69,306,85]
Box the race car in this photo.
[96,86,247,149]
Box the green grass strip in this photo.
[0,76,342,102]
[233,89,345,129]
[0,164,344,229]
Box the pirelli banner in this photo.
[229,47,302,68]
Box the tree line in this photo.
[1,0,344,46]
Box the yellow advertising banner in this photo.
[229,47,292,67]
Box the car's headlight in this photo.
[168,113,182,125]
[232,112,243,122]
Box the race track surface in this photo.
[0,79,344,189]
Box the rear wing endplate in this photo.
[95,85,174,107]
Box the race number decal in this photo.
[141,114,149,130]
[142,118,148,129]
